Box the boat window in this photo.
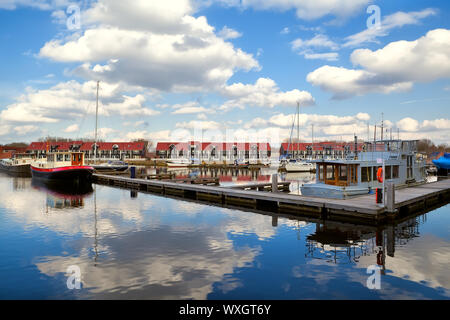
[392,165,399,179]
[78,154,82,162]
[385,166,392,179]
[318,164,324,181]
[65,154,71,161]
[72,154,76,162]
[56,154,63,162]
[339,165,347,181]
[326,165,334,180]
[362,167,371,182]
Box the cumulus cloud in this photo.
[0,80,159,123]
[38,0,259,93]
[219,78,315,111]
[307,29,450,99]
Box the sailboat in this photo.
[284,102,314,172]
[90,81,129,172]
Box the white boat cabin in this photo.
[301,140,426,199]
[33,152,86,168]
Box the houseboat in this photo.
[31,151,94,182]
[300,140,426,199]
[0,153,35,176]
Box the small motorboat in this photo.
[91,160,129,172]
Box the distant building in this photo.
[26,141,147,160]
[280,142,364,159]
[156,141,271,163]
[0,145,27,159]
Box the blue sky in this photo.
[0,0,449,146]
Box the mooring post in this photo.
[272,173,278,193]
[386,182,395,213]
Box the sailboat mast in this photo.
[297,101,299,159]
[94,81,99,163]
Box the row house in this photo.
[280,142,365,160]
[156,141,271,163]
[26,141,147,161]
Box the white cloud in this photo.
[64,124,79,133]
[13,125,40,135]
[219,78,315,111]
[307,65,412,99]
[0,80,159,123]
[307,28,450,99]
[170,101,215,115]
[291,34,339,61]
[351,29,450,83]
[303,52,339,61]
[38,0,260,93]
[343,8,437,47]
[291,34,339,51]
[218,26,242,39]
[175,120,221,130]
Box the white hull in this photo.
[301,183,369,199]
[285,161,314,172]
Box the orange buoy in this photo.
[377,167,383,183]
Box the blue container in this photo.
[130,166,136,179]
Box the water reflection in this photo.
[0,173,449,299]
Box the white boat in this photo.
[167,158,194,167]
[300,140,427,199]
[284,159,315,172]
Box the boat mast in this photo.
[94,81,99,163]
[297,101,300,159]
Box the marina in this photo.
[0,171,449,299]
[92,171,450,224]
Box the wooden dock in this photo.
[92,173,450,224]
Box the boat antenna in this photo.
[94,80,99,163]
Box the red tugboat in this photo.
[31,151,94,183]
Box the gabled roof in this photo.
[156,142,271,152]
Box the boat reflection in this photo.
[31,179,93,210]
[304,214,426,273]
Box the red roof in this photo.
[27,141,145,152]
[156,142,271,152]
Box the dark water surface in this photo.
[0,172,449,299]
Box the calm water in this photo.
[0,171,449,299]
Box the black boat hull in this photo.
[31,166,94,183]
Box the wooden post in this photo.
[272,173,278,193]
[386,181,395,212]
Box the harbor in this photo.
[0,171,449,299]
[92,171,450,224]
